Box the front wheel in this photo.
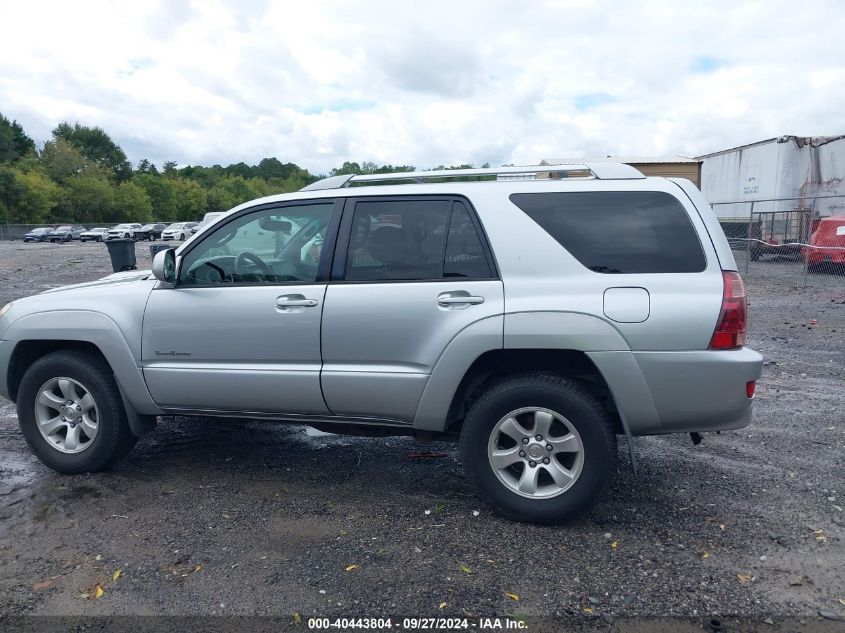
[150,234,156,241]
[460,373,616,524]
[16,351,138,473]
[180,233,185,241]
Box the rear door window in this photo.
[344,198,495,281]
[509,191,706,274]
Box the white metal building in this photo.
[696,135,845,222]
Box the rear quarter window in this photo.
[509,191,706,274]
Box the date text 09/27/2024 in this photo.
[307,617,528,630]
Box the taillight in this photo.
[709,271,747,350]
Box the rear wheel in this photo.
[460,373,616,524]
[17,351,137,473]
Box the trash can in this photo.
[149,243,170,260]
[105,239,137,272]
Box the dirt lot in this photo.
[0,240,842,629]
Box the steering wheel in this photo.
[234,251,275,280]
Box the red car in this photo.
[804,216,845,269]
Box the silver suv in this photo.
[0,164,763,523]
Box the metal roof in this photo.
[695,135,845,159]
[541,156,700,165]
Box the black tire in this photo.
[150,234,156,241]
[459,372,616,524]
[96,236,102,242]
[17,350,137,474]
[180,233,185,241]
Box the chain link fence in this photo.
[0,223,58,240]
[714,195,845,291]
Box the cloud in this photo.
[0,0,843,174]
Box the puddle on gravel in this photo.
[0,451,39,489]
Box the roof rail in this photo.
[300,162,646,191]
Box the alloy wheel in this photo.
[34,377,99,453]
[487,406,584,499]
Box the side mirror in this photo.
[152,248,177,283]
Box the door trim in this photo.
[157,407,411,427]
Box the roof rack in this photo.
[300,162,646,191]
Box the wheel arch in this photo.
[3,311,161,420]
[442,349,625,436]
[7,337,158,438]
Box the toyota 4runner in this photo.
[0,163,763,523]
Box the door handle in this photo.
[276,295,319,309]
[437,293,485,306]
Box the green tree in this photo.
[0,114,36,163]
[41,138,84,183]
[172,178,208,220]
[206,185,237,212]
[134,173,177,221]
[53,121,132,182]
[257,157,298,181]
[114,181,153,223]
[136,159,158,175]
[64,174,115,224]
[0,166,61,223]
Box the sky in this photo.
[1,0,844,175]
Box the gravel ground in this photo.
[0,240,842,629]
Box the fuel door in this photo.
[603,287,650,323]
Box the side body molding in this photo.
[505,311,630,351]
[3,311,162,416]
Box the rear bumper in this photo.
[806,249,845,264]
[588,347,763,435]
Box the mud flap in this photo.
[117,382,157,437]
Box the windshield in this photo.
[113,224,132,230]
[165,223,183,230]
[56,226,71,231]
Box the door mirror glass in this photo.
[152,248,177,283]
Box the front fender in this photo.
[3,310,162,415]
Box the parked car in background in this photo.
[0,163,763,524]
[106,223,143,240]
[49,225,87,242]
[804,216,845,271]
[135,223,167,241]
[191,212,223,235]
[79,228,109,242]
[22,228,52,243]
[161,222,197,241]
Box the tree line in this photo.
[0,113,450,226]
